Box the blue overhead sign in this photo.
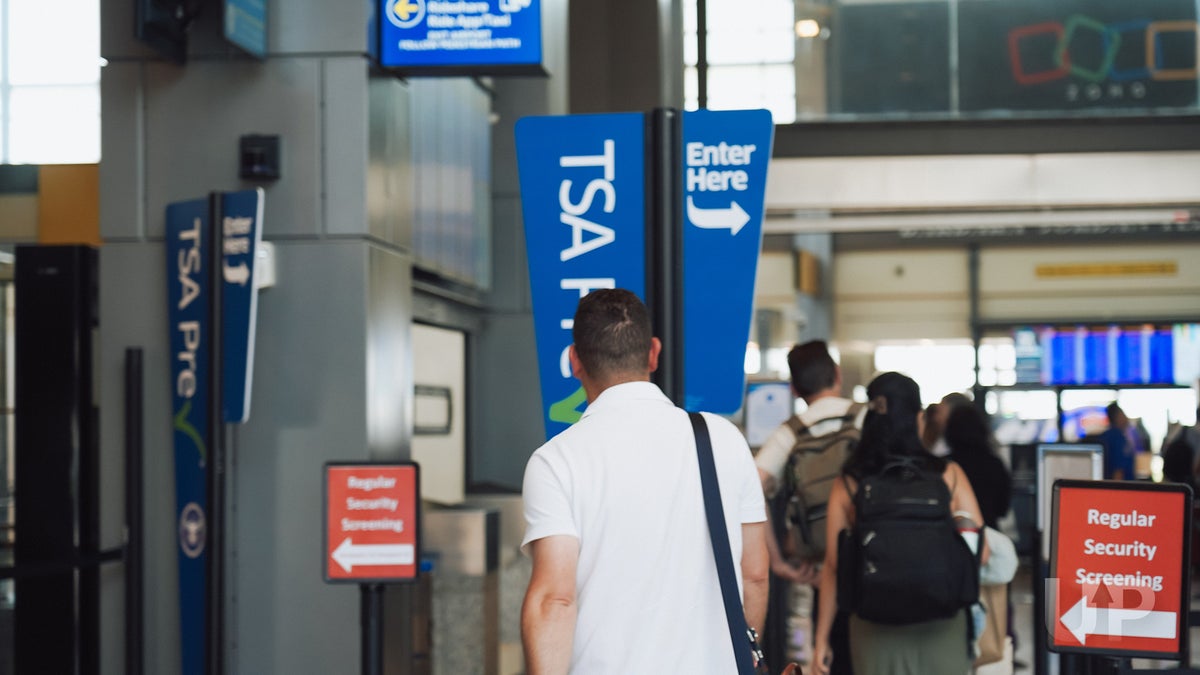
[681,109,773,413]
[224,0,266,58]
[378,0,543,72]
[165,197,212,675]
[220,189,264,424]
[515,113,646,440]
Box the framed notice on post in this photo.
[323,462,421,583]
[1049,480,1193,660]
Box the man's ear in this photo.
[569,344,584,379]
[647,337,662,373]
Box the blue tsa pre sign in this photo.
[681,109,774,413]
[378,0,542,70]
[515,113,646,440]
[165,197,211,675]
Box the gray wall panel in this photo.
[97,242,178,675]
[103,0,371,61]
[100,63,146,241]
[230,240,370,675]
[366,244,413,459]
[487,196,530,313]
[472,0,570,490]
[266,0,372,56]
[366,77,414,247]
[144,59,322,239]
[473,314,543,490]
[324,58,371,238]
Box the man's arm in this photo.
[521,535,579,675]
[757,468,816,584]
[740,521,770,634]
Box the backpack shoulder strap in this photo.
[785,414,808,437]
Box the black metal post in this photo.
[125,348,145,675]
[1035,534,1047,675]
[968,243,984,405]
[696,0,708,109]
[362,584,385,675]
[207,192,226,675]
[647,108,685,405]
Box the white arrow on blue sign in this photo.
[681,109,774,413]
[221,188,264,424]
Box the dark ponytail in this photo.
[844,371,944,480]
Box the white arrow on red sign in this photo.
[1060,587,1177,644]
[331,538,415,573]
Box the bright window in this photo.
[684,0,797,123]
[1,0,101,163]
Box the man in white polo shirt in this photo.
[520,289,769,674]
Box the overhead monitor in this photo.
[1013,323,1200,387]
[224,0,267,59]
[375,0,545,76]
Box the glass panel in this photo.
[707,0,795,66]
[708,64,797,122]
[694,0,1200,123]
[8,85,101,164]
[873,341,977,405]
[8,0,100,86]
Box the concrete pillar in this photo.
[98,2,413,672]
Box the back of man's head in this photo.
[1106,402,1125,426]
[788,340,838,400]
[572,289,653,379]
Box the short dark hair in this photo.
[1106,402,1124,424]
[787,340,838,399]
[572,289,653,379]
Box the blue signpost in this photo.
[515,108,773,438]
[378,0,542,71]
[166,189,265,674]
[515,113,647,439]
[165,198,212,675]
[681,109,774,413]
[220,189,264,423]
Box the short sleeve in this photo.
[520,449,579,555]
[738,453,767,524]
[753,422,796,483]
[704,413,767,525]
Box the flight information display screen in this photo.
[1014,324,1200,387]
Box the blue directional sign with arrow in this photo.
[220,188,264,424]
[681,109,774,413]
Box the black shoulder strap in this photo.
[689,412,757,675]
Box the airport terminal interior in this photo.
[1,0,1200,673]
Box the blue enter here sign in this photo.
[681,109,774,414]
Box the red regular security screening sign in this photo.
[1050,480,1193,659]
[324,463,420,583]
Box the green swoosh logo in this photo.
[174,400,208,467]
[548,386,587,425]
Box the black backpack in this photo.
[837,457,980,625]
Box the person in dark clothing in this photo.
[943,404,1011,529]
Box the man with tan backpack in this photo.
[755,341,865,674]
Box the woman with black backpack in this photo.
[813,371,988,675]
